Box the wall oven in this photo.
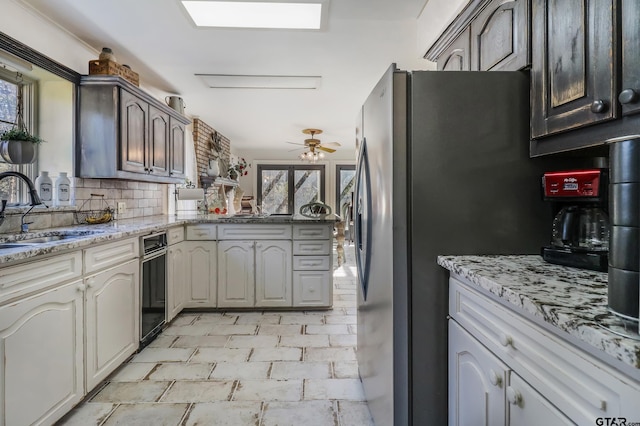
[140,232,167,348]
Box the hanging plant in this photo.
[0,72,43,164]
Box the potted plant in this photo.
[0,127,43,164]
[227,157,250,181]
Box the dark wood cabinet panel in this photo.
[170,118,186,179]
[120,89,148,174]
[531,0,616,138]
[79,76,190,183]
[149,105,170,177]
[621,0,640,116]
[437,28,470,71]
[470,0,529,71]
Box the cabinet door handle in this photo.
[489,369,502,387]
[499,333,513,348]
[590,100,607,113]
[506,387,522,405]
[86,278,96,288]
[256,243,262,249]
[76,283,86,292]
[619,89,639,105]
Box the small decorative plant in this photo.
[0,127,44,144]
[227,157,250,180]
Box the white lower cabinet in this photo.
[167,242,186,321]
[507,371,572,426]
[449,320,507,426]
[255,240,292,307]
[293,271,331,307]
[184,241,217,307]
[217,241,255,308]
[0,280,84,426]
[449,276,640,425]
[85,259,140,390]
[218,240,293,308]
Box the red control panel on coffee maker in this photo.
[542,169,605,199]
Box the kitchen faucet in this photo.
[0,171,43,232]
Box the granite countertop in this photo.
[0,213,338,265]
[437,255,640,374]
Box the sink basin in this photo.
[0,243,32,249]
[0,229,106,248]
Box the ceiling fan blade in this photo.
[285,141,305,146]
[317,146,336,153]
[322,142,341,147]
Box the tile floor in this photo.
[58,245,373,426]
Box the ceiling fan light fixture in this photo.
[181,1,323,30]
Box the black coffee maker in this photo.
[541,169,610,272]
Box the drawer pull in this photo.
[499,333,513,347]
[489,369,502,387]
[506,387,522,405]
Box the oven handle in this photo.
[142,247,167,262]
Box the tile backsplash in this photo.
[0,177,167,233]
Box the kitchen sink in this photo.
[0,229,106,248]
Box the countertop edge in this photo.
[437,254,640,378]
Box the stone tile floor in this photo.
[58,245,373,426]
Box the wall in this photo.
[1,0,197,225]
[416,0,469,59]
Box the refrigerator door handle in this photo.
[355,138,372,300]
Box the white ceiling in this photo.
[22,0,433,157]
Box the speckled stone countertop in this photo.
[0,213,338,265]
[438,255,640,374]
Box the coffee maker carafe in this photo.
[542,169,610,272]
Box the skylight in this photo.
[181,1,323,30]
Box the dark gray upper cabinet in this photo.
[437,28,471,71]
[470,0,529,71]
[426,0,530,72]
[530,0,616,139]
[78,76,189,183]
[621,0,640,116]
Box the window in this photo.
[257,164,325,215]
[335,164,355,219]
[0,69,36,204]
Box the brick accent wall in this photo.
[193,118,231,186]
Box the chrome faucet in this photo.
[0,171,43,232]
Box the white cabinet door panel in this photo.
[85,259,140,390]
[255,240,292,307]
[217,241,255,308]
[184,241,217,307]
[449,320,507,426]
[293,270,331,307]
[167,242,186,321]
[0,281,84,426]
[507,372,573,426]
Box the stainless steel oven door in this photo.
[140,233,167,348]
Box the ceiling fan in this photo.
[286,128,341,161]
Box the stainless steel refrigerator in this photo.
[354,65,575,425]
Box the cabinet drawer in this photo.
[186,224,217,240]
[218,224,292,240]
[293,255,330,271]
[84,238,139,274]
[293,270,332,307]
[449,277,640,423]
[293,224,333,240]
[293,240,331,255]
[167,226,185,245]
[0,251,83,305]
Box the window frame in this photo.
[0,69,38,204]
[335,164,355,218]
[257,164,326,215]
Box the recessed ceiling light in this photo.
[181,1,323,29]
[197,74,322,89]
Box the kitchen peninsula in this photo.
[439,255,640,424]
[0,214,336,425]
